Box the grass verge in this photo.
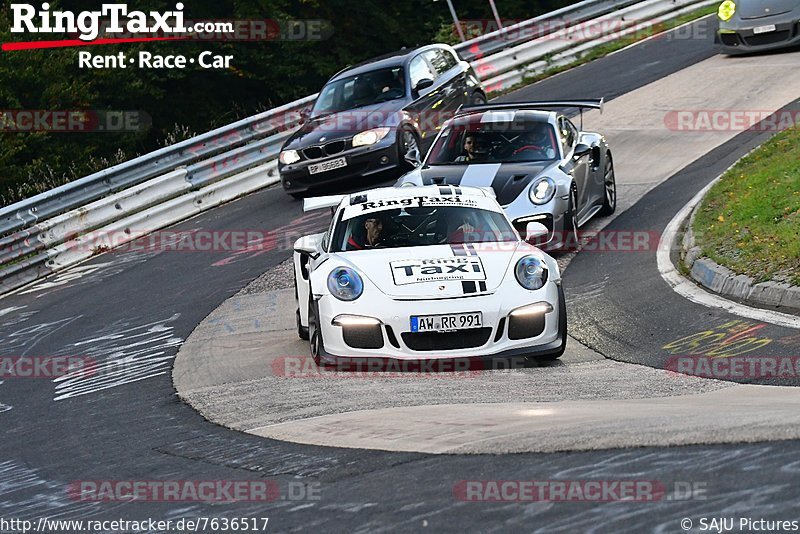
[693,126,800,286]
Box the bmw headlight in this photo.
[529,177,556,205]
[352,127,391,147]
[515,256,548,290]
[327,267,364,301]
[279,149,300,165]
[718,0,736,20]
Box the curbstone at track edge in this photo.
[680,194,800,314]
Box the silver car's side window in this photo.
[557,117,571,155]
[565,118,579,146]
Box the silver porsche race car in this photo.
[715,0,800,54]
[293,185,567,366]
[395,100,616,252]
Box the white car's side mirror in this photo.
[294,233,324,258]
[525,222,549,241]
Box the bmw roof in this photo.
[328,44,457,81]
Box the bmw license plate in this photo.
[411,312,482,332]
[308,157,347,174]
[753,24,776,34]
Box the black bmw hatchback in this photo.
[278,44,486,198]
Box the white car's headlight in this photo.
[529,177,556,205]
[327,267,364,301]
[352,127,391,148]
[718,0,736,20]
[279,149,300,165]
[515,256,548,290]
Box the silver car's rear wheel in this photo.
[599,156,616,216]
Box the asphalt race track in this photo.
[2,16,800,532]
[565,97,800,386]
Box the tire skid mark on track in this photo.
[1,315,83,356]
[0,460,101,521]
[53,314,183,401]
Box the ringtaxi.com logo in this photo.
[11,3,193,42]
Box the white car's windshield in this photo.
[427,120,559,165]
[331,206,517,252]
[312,67,405,116]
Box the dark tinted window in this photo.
[332,206,516,252]
[312,67,405,115]
[424,48,458,76]
[409,55,436,86]
[427,119,559,164]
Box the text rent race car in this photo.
[395,100,616,251]
[293,186,566,365]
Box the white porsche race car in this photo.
[293,185,566,365]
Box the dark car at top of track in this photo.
[395,100,616,252]
[278,44,486,198]
[715,0,800,53]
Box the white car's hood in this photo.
[334,242,534,299]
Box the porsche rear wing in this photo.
[456,98,604,116]
[303,194,346,212]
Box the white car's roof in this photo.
[354,185,493,200]
[340,186,501,221]
[303,185,496,213]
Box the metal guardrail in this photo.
[453,0,643,60]
[0,0,713,296]
[0,95,315,237]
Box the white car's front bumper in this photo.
[315,280,564,362]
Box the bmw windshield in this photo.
[312,67,405,116]
[426,120,559,165]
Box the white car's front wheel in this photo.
[308,295,325,366]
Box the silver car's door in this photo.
[557,116,590,219]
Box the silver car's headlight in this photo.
[352,127,391,147]
[279,149,300,165]
[327,267,364,301]
[515,256,548,290]
[529,177,556,205]
[718,0,736,20]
